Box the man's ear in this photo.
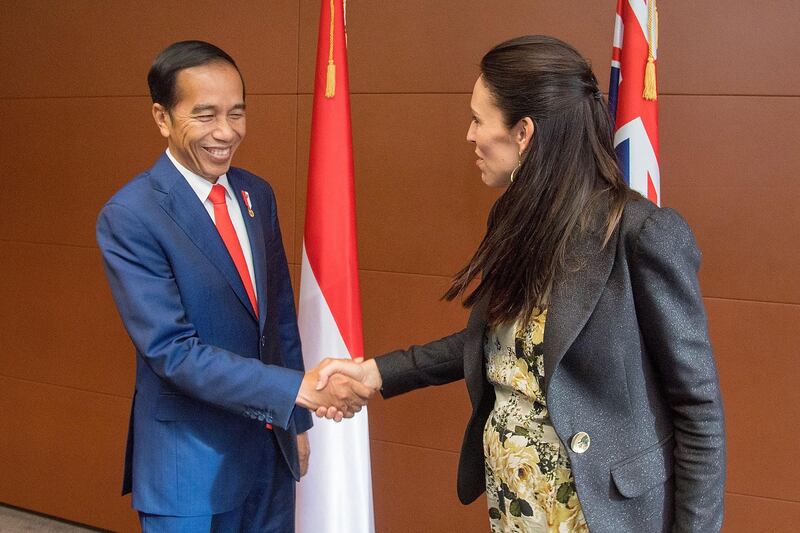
[152,103,171,139]
[515,116,535,154]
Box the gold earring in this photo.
[509,152,522,183]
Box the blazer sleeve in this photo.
[374,328,468,398]
[265,186,313,434]
[97,201,303,431]
[629,207,726,533]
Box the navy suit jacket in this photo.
[97,153,312,516]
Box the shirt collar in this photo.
[166,148,233,202]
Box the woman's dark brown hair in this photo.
[445,35,631,325]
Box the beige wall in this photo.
[1,1,798,531]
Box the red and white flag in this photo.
[296,1,375,532]
[608,0,660,205]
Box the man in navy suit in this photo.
[97,41,371,532]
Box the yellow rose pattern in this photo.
[483,310,588,532]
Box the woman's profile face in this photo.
[466,76,521,188]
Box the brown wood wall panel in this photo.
[296,94,501,276]
[661,1,800,96]
[0,95,298,259]
[0,375,138,532]
[0,241,133,397]
[368,383,470,455]
[707,298,800,502]
[359,270,469,355]
[0,97,161,247]
[299,0,616,94]
[672,186,799,304]
[659,97,799,195]
[359,270,472,451]
[1,1,797,531]
[369,439,487,533]
[722,493,800,532]
[660,95,800,304]
[0,1,299,98]
[303,1,800,97]
[293,94,313,259]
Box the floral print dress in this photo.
[483,310,588,532]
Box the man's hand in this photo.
[314,358,383,420]
[297,432,310,477]
[295,364,374,422]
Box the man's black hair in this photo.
[147,40,244,110]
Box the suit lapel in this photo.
[228,170,269,333]
[151,155,257,322]
[463,296,490,409]
[542,227,619,393]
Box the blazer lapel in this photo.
[151,155,257,322]
[463,296,490,409]
[228,170,269,333]
[542,227,619,393]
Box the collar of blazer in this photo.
[463,220,620,399]
[541,225,619,392]
[149,153,267,328]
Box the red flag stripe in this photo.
[615,2,659,160]
[303,0,364,360]
[611,0,661,205]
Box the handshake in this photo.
[296,358,383,422]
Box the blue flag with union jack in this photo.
[608,0,660,205]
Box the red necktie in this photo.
[208,184,258,318]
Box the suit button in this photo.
[570,432,591,454]
[260,336,266,348]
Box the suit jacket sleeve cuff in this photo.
[262,365,304,430]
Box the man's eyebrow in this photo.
[190,104,216,114]
[190,103,246,114]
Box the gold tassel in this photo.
[325,0,336,98]
[643,0,658,101]
[643,57,657,100]
[325,61,336,98]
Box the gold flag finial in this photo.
[325,0,336,98]
[643,0,658,101]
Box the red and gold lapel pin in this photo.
[241,190,255,218]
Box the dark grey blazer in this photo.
[375,198,725,532]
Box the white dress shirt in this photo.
[166,149,257,301]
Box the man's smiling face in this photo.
[153,61,245,182]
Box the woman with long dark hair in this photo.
[318,35,725,532]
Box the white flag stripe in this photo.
[296,244,375,533]
[614,117,660,199]
[298,244,351,362]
